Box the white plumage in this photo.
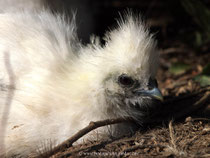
[0,8,161,157]
[0,0,45,12]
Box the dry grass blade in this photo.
[167,121,186,156]
[168,121,177,151]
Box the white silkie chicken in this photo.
[0,9,163,157]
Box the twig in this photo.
[163,86,210,105]
[169,121,177,151]
[58,139,116,157]
[160,47,192,54]
[41,117,134,157]
[186,117,210,122]
[168,121,186,156]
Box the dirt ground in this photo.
[46,42,210,158]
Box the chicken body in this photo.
[0,9,161,157]
[0,0,45,12]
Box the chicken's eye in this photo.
[118,74,134,86]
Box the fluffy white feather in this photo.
[0,0,45,12]
[0,9,160,157]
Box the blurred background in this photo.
[46,0,210,49]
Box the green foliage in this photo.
[194,75,210,86]
[169,62,191,75]
[202,63,210,76]
[194,63,210,86]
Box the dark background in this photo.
[45,0,210,51]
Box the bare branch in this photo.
[41,117,134,157]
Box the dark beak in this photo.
[135,87,163,102]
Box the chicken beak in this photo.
[135,87,163,102]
